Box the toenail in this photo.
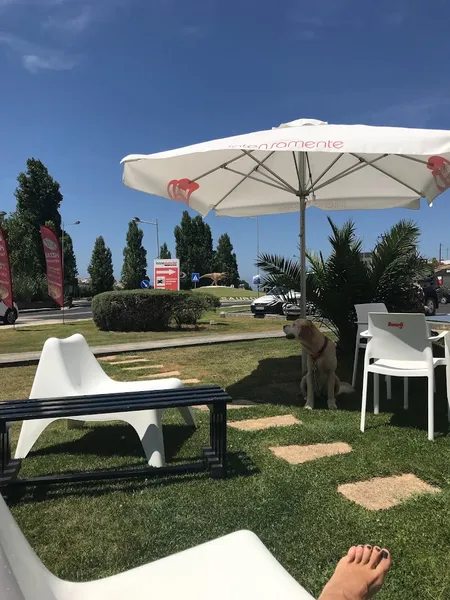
[366,545,372,549]
[381,551,389,559]
[374,546,381,551]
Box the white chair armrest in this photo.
[360,329,371,338]
[429,331,449,342]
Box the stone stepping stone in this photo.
[109,358,153,365]
[123,364,165,371]
[136,370,181,379]
[338,474,440,511]
[228,414,301,431]
[270,442,352,464]
[99,355,139,362]
[182,378,201,384]
[196,401,257,412]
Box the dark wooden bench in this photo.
[0,385,229,487]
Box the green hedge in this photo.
[92,289,220,332]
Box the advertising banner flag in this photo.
[40,225,64,307]
[0,227,14,310]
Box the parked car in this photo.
[0,301,19,325]
[419,276,439,315]
[437,284,450,305]
[251,287,301,317]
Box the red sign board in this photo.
[154,258,180,291]
[0,227,14,310]
[40,225,64,307]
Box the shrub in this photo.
[92,290,221,332]
[92,289,180,332]
[172,292,220,329]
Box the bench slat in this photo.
[0,386,230,423]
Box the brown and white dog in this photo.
[283,319,340,410]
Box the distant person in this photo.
[319,545,391,600]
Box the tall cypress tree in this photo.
[159,242,172,259]
[214,233,240,287]
[88,236,115,295]
[174,211,214,288]
[121,221,147,289]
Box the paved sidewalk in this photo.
[0,330,285,367]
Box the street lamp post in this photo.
[132,217,160,258]
[61,220,80,322]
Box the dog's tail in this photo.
[336,380,355,396]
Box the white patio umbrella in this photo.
[121,118,450,321]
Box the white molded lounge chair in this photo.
[14,334,196,467]
[0,493,315,600]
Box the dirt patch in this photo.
[270,442,352,464]
[338,474,440,510]
[228,414,301,431]
[123,364,165,371]
[136,370,181,379]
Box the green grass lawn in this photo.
[2,339,450,599]
[193,286,258,298]
[0,313,284,355]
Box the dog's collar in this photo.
[310,337,328,360]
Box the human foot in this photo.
[318,545,391,600]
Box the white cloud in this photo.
[43,6,93,33]
[361,94,450,129]
[22,53,78,72]
[0,32,80,72]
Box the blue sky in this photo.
[1,0,450,283]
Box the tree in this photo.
[159,242,172,259]
[121,221,147,289]
[214,233,240,287]
[88,236,115,296]
[4,158,64,300]
[257,218,428,350]
[62,231,78,291]
[239,279,251,290]
[174,211,214,288]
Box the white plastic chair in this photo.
[15,334,196,467]
[0,493,315,600]
[352,303,401,398]
[360,313,450,441]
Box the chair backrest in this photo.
[355,303,388,324]
[366,312,433,364]
[0,494,59,599]
[30,334,109,399]
[355,303,388,339]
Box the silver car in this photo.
[0,301,19,325]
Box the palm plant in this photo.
[257,217,429,351]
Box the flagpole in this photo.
[61,221,65,325]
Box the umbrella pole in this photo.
[299,193,307,374]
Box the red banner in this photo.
[0,227,14,310]
[40,225,64,307]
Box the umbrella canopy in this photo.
[121,118,450,329]
[122,118,450,217]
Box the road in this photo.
[14,299,253,326]
[16,304,93,326]
[10,300,450,327]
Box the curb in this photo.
[0,331,285,368]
